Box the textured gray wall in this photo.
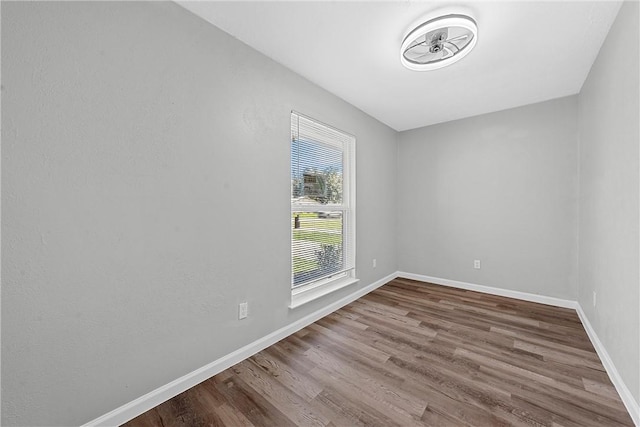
[578,0,639,405]
[397,96,579,300]
[1,2,397,425]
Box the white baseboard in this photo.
[82,271,398,427]
[397,272,578,309]
[575,304,640,426]
[84,271,638,427]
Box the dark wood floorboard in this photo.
[122,279,634,427]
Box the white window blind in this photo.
[291,112,355,289]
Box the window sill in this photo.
[289,276,360,309]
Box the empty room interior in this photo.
[2,1,639,426]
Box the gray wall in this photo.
[397,96,579,300]
[1,2,397,425]
[578,0,639,405]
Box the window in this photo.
[290,112,356,306]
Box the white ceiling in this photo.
[177,1,622,131]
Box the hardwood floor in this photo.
[123,278,633,427]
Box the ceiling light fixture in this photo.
[401,14,478,71]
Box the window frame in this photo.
[289,111,357,308]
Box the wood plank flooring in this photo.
[123,278,633,427]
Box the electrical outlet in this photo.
[593,291,596,308]
[373,259,377,268]
[238,302,248,319]
[474,260,481,269]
